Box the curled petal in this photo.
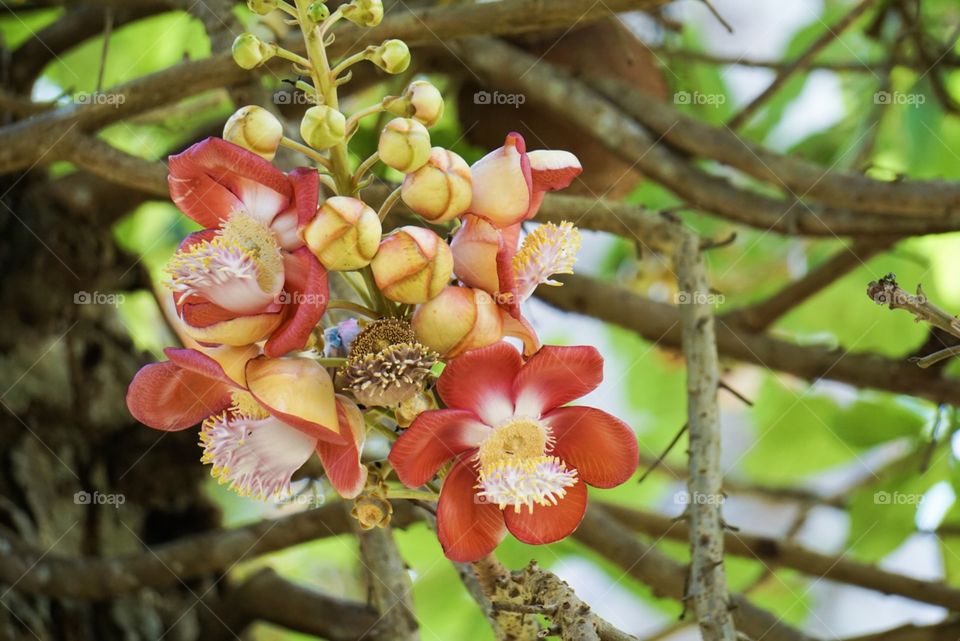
[468,132,532,228]
[389,409,488,488]
[126,361,232,431]
[197,344,261,387]
[436,341,521,426]
[527,150,582,194]
[163,347,237,387]
[316,395,368,499]
[264,248,329,358]
[168,137,292,228]
[513,345,603,417]
[501,311,540,357]
[179,302,283,347]
[437,456,507,562]
[245,357,341,442]
[545,406,637,488]
[502,478,587,545]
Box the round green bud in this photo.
[370,39,410,75]
[232,33,275,70]
[307,1,330,22]
[343,0,383,27]
[246,0,278,15]
[378,118,431,173]
[300,105,346,150]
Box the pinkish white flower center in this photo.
[513,221,580,301]
[475,417,577,513]
[199,409,317,499]
[165,212,284,314]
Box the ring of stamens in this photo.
[475,417,577,513]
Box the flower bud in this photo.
[412,286,504,357]
[307,1,330,22]
[343,0,383,27]
[351,494,393,530]
[395,391,433,427]
[223,105,283,161]
[302,196,382,271]
[401,147,472,223]
[448,214,503,293]
[232,33,275,70]
[370,39,410,74]
[378,118,431,173]
[384,80,444,128]
[371,226,453,304]
[246,0,278,15]
[300,105,346,150]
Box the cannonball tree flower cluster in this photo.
[125,0,638,560]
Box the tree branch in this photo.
[352,524,420,641]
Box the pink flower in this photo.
[388,342,637,562]
[126,345,366,499]
[166,137,328,357]
[468,132,581,228]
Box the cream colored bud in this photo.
[378,118,430,173]
[401,147,472,223]
[411,286,504,358]
[385,80,444,128]
[300,105,346,150]
[302,196,382,271]
[246,0,278,15]
[371,226,453,304]
[343,0,383,27]
[370,39,410,74]
[223,106,283,161]
[232,33,275,70]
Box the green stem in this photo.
[340,271,375,308]
[330,49,372,80]
[273,46,311,69]
[327,299,381,319]
[377,186,403,221]
[353,151,380,187]
[280,136,332,169]
[360,266,389,315]
[345,102,385,140]
[386,487,439,502]
[316,357,347,367]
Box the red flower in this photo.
[388,342,637,561]
[166,137,327,357]
[126,345,366,499]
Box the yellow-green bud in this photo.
[401,147,472,223]
[302,197,382,271]
[384,80,444,128]
[343,0,383,27]
[378,118,431,173]
[223,105,283,161]
[307,1,330,22]
[232,33,275,70]
[370,39,410,74]
[246,0,278,15]
[300,105,346,150]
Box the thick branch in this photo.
[574,505,815,641]
[352,525,420,641]
[601,503,960,611]
[536,273,960,405]
[673,234,736,640]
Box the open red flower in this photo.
[126,346,366,499]
[165,137,327,357]
[388,342,637,562]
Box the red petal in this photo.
[264,248,329,358]
[528,150,582,193]
[388,410,488,488]
[126,361,232,431]
[502,479,587,545]
[437,457,506,562]
[545,406,637,488]
[501,310,540,357]
[494,224,521,318]
[289,167,320,228]
[436,342,522,426]
[316,396,368,499]
[512,345,603,417]
[168,137,292,228]
[163,347,236,386]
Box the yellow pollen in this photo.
[477,417,550,470]
[229,390,270,419]
[512,221,581,285]
[219,212,283,290]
